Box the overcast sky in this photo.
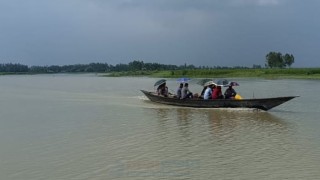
[0,0,319,67]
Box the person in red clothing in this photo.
[212,86,224,99]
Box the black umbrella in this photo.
[154,79,166,87]
[216,79,229,86]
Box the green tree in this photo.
[266,52,284,68]
[129,60,144,71]
[283,53,295,68]
[266,52,295,68]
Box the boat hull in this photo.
[141,90,298,111]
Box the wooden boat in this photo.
[141,90,298,111]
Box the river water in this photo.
[0,74,319,180]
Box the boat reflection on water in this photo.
[204,109,290,141]
[206,109,287,127]
[149,107,291,140]
[145,107,299,179]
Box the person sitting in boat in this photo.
[157,83,168,97]
[204,84,214,100]
[212,86,224,99]
[200,86,207,99]
[181,83,193,99]
[224,85,237,99]
[176,83,183,99]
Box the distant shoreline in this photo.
[2,68,320,80]
[103,68,320,80]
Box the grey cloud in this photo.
[0,0,319,67]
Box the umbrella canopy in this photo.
[177,77,191,83]
[154,79,166,87]
[216,79,229,86]
[204,80,217,87]
[227,81,240,86]
[197,78,213,86]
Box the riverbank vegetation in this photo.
[1,61,320,79]
[106,68,320,79]
[0,61,185,74]
[155,68,320,79]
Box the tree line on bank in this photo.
[0,62,259,73]
[0,62,194,73]
[0,51,294,73]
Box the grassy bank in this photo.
[0,72,32,75]
[105,68,320,79]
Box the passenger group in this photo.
[203,82,237,100]
[157,81,238,100]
